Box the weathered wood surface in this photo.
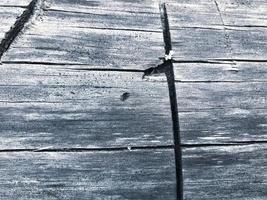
[173,62,267,82]
[0,145,265,200]
[165,0,267,28]
[183,144,267,200]
[0,1,31,7]
[0,0,266,199]
[0,149,176,200]
[0,63,266,149]
[3,0,267,63]
[215,0,267,27]
[2,0,165,68]
[0,64,174,149]
[0,7,28,41]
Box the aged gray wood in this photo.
[0,63,266,149]
[0,64,175,149]
[179,108,267,144]
[0,149,176,200]
[2,0,165,68]
[183,144,267,200]
[2,26,164,67]
[0,145,265,200]
[3,0,267,64]
[0,0,32,40]
[165,0,222,28]
[0,1,31,7]
[173,62,267,82]
[0,7,29,41]
[215,0,267,27]
[5,16,267,64]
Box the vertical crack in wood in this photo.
[0,0,45,60]
[159,3,183,200]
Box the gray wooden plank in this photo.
[0,145,265,200]
[1,65,266,110]
[0,63,266,149]
[0,64,174,149]
[227,27,267,60]
[2,24,164,68]
[51,0,161,15]
[165,0,222,28]
[183,144,267,200]
[2,0,165,68]
[4,0,267,64]
[48,0,162,31]
[165,0,267,61]
[179,108,267,144]
[170,28,231,60]
[170,27,267,61]
[0,7,28,41]
[0,149,176,200]
[0,0,31,7]
[172,62,267,82]
[215,0,267,27]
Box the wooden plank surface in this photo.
[0,144,265,200]
[165,0,267,60]
[0,63,266,148]
[166,0,222,28]
[0,63,174,149]
[0,1,31,7]
[0,1,266,199]
[215,0,267,27]
[2,0,165,68]
[173,62,267,82]
[0,149,176,200]
[183,144,267,200]
[0,7,29,41]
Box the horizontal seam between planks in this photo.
[0,141,266,153]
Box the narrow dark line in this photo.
[69,26,161,33]
[3,59,267,66]
[0,5,27,9]
[171,26,224,31]
[160,3,183,200]
[224,24,267,29]
[69,68,144,73]
[1,141,265,153]
[213,58,267,63]
[0,0,40,59]
[0,145,174,153]
[1,61,86,65]
[171,59,233,64]
[49,8,158,16]
[182,141,267,148]
[175,80,267,83]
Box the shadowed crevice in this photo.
[0,0,45,60]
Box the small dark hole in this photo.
[120,92,130,101]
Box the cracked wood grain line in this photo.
[0,0,48,59]
[159,3,183,200]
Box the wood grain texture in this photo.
[0,64,174,149]
[183,144,267,200]
[2,25,164,67]
[172,62,267,82]
[0,63,266,149]
[0,0,31,7]
[0,7,28,41]
[0,145,265,200]
[165,0,222,28]
[0,149,176,200]
[2,0,165,68]
[215,0,267,27]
